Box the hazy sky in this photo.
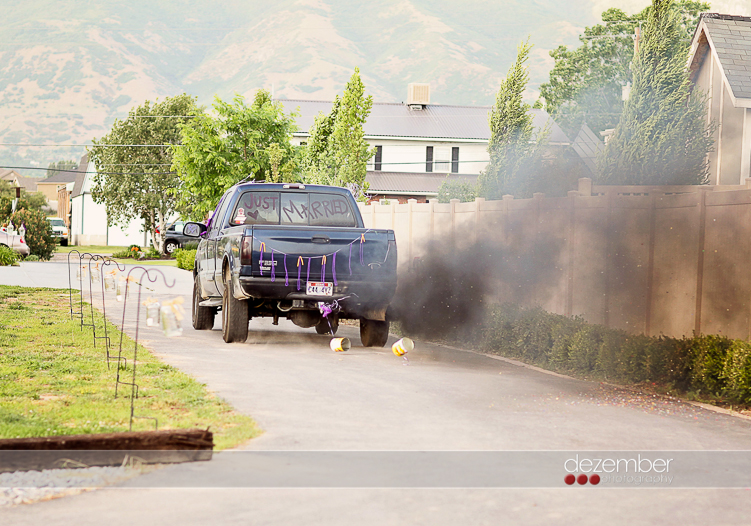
[590,0,751,17]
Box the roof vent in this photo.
[407,83,430,110]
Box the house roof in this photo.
[689,13,751,106]
[277,99,571,144]
[71,153,89,198]
[365,171,478,196]
[0,169,38,192]
[571,124,604,177]
[38,167,81,185]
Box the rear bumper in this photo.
[237,275,396,316]
[14,245,30,256]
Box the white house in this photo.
[689,13,751,185]
[69,153,150,247]
[278,84,574,202]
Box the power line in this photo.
[0,143,174,147]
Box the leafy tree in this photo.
[0,180,47,215]
[46,160,77,178]
[437,179,477,203]
[9,208,56,260]
[477,40,545,200]
[302,68,375,200]
[540,1,709,137]
[172,90,298,220]
[597,0,713,185]
[89,94,200,251]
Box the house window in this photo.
[374,145,382,171]
[426,146,433,172]
[435,147,450,172]
[451,147,459,173]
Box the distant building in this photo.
[0,168,38,193]
[278,84,575,202]
[689,13,751,185]
[69,153,148,246]
[36,168,80,212]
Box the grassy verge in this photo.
[0,285,260,450]
[56,246,126,255]
[111,259,177,267]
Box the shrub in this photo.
[722,341,751,404]
[0,245,17,266]
[443,302,751,405]
[145,247,162,259]
[24,254,40,262]
[174,248,196,270]
[183,241,199,251]
[8,208,56,260]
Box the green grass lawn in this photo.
[56,245,126,255]
[0,286,260,450]
[111,259,177,267]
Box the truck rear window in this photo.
[231,191,356,227]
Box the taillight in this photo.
[241,235,253,266]
[19,238,25,244]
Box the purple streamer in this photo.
[321,256,326,282]
[332,252,338,286]
[348,244,352,275]
[360,237,365,266]
[297,263,302,291]
[284,254,289,286]
[259,251,263,276]
[270,249,276,282]
[306,257,311,284]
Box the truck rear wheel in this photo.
[192,274,216,330]
[222,271,248,343]
[360,318,389,347]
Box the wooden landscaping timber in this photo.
[0,429,213,473]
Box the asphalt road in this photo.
[2,261,751,525]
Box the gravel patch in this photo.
[0,464,148,508]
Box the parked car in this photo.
[47,217,69,246]
[157,220,194,254]
[185,182,398,346]
[0,226,30,257]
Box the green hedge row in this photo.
[472,304,751,404]
[174,248,196,271]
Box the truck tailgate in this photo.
[247,225,395,282]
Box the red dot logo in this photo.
[590,474,600,485]
[564,474,576,485]
[577,474,588,485]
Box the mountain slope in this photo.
[0,0,608,173]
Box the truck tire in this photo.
[192,274,216,330]
[360,318,389,347]
[222,270,248,343]
[315,315,339,335]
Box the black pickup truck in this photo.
[183,182,398,346]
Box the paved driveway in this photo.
[2,261,751,525]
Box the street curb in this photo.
[429,341,751,423]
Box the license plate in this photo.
[307,282,333,296]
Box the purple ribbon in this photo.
[348,244,352,275]
[306,257,311,284]
[321,256,326,282]
[284,254,289,286]
[297,259,302,291]
[360,237,365,265]
[332,252,338,286]
[270,249,275,282]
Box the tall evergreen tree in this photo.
[302,68,374,200]
[478,40,544,200]
[598,0,713,185]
